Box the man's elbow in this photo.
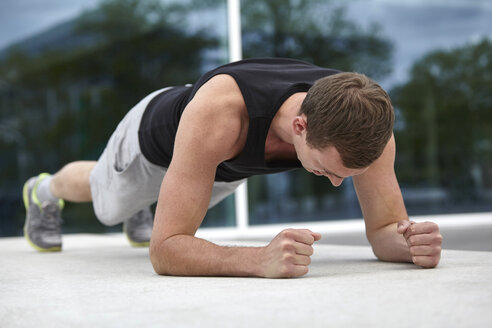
[149,238,172,275]
[366,233,397,262]
[370,245,391,262]
[367,238,384,261]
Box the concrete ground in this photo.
[1,231,491,327]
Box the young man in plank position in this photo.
[23,58,443,278]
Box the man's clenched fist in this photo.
[260,228,321,278]
[397,220,443,268]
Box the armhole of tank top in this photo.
[272,83,312,118]
[188,72,243,101]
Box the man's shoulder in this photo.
[189,73,245,113]
[178,74,249,161]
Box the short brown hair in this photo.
[299,72,394,169]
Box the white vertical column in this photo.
[227,0,243,62]
[227,0,249,232]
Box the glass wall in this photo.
[245,0,492,224]
[0,0,233,236]
[1,0,491,237]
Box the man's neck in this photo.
[270,92,306,144]
[264,92,306,163]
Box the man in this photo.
[23,58,443,278]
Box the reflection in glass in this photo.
[1,0,491,236]
[245,0,492,224]
[0,0,231,236]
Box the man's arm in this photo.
[149,74,320,278]
[353,134,442,268]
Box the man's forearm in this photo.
[368,222,413,263]
[150,234,264,277]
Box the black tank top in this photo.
[138,58,340,182]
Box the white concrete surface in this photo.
[1,233,492,327]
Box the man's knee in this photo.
[93,201,123,226]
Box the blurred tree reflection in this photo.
[0,0,220,235]
[75,0,168,43]
[241,0,392,79]
[393,39,492,208]
[242,0,393,223]
[6,1,488,234]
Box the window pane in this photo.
[245,0,492,224]
[0,0,231,236]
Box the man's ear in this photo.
[292,114,308,136]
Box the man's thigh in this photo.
[89,88,171,226]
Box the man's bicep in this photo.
[353,135,408,235]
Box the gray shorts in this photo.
[89,87,245,226]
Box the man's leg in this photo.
[22,161,96,252]
[50,161,96,202]
[24,87,172,252]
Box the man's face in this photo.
[295,138,367,187]
[292,114,368,186]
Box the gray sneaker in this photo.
[22,173,64,252]
[123,207,153,247]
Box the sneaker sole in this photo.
[23,177,62,252]
[123,223,150,247]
